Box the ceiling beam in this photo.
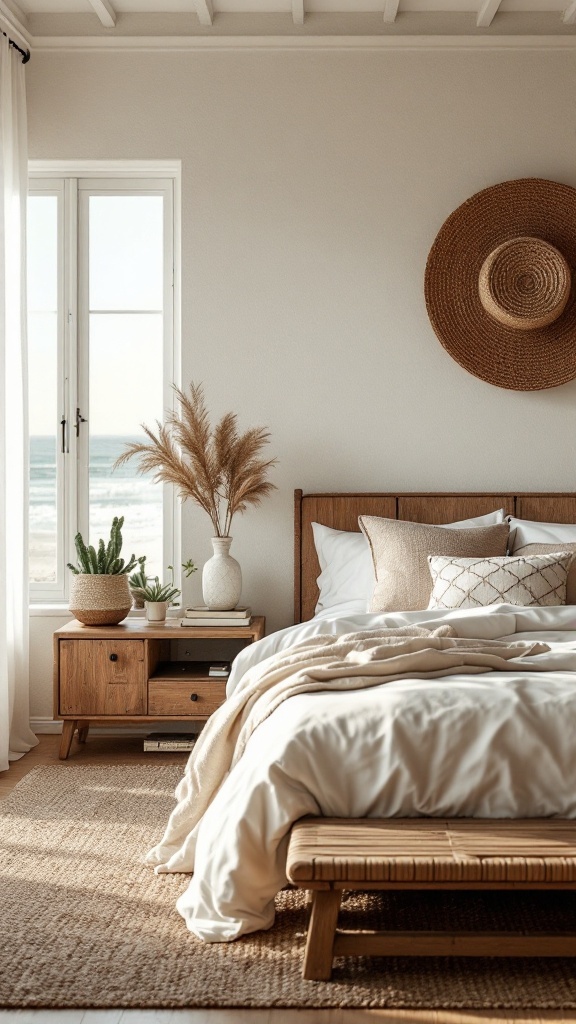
[194,0,214,26]
[292,0,304,25]
[86,0,116,28]
[563,0,576,24]
[476,0,502,27]
[383,0,400,23]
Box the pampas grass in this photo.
[114,382,277,537]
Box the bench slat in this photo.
[287,817,576,884]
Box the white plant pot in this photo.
[69,574,132,626]
[145,600,169,622]
[202,537,242,611]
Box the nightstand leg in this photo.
[77,723,89,743]
[59,720,77,760]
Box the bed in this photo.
[146,490,576,947]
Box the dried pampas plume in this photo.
[114,382,277,538]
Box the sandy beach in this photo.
[29,532,58,583]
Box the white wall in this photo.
[26,47,576,718]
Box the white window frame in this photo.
[28,161,182,607]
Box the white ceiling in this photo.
[10,0,573,11]
[3,0,576,52]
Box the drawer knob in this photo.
[190,693,198,702]
[109,653,118,662]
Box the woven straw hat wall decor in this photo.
[424,178,576,390]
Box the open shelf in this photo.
[149,660,229,682]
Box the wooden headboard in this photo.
[294,490,576,623]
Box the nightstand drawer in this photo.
[60,638,145,715]
[148,679,226,716]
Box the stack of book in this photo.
[181,605,252,627]
[143,733,196,752]
[208,661,231,678]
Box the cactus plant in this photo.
[128,556,149,609]
[128,556,148,591]
[67,516,141,576]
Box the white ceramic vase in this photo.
[145,600,169,622]
[202,537,242,611]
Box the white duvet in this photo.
[147,605,576,942]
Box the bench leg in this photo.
[303,889,342,981]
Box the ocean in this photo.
[30,435,163,583]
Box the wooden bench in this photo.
[286,817,576,980]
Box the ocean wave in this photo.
[30,508,58,529]
[30,435,165,576]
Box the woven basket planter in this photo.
[69,574,132,626]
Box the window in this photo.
[28,165,180,603]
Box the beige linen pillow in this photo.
[358,517,510,612]
[427,552,571,610]
[514,542,576,604]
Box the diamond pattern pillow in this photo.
[513,542,576,604]
[427,552,572,609]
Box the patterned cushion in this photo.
[513,542,576,604]
[427,552,572,610]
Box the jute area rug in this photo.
[2,765,576,1010]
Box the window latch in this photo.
[75,408,87,437]
[60,416,68,454]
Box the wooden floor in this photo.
[2,735,576,1024]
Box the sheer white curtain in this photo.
[0,33,37,771]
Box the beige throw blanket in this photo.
[145,625,551,874]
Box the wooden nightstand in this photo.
[53,615,265,759]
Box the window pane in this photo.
[89,313,164,579]
[29,434,58,584]
[28,194,59,585]
[28,196,58,311]
[89,196,164,311]
[29,312,59,585]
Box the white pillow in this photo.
[509,517,576,552]
[312,508,506,616]
[312,524,373,617]
[427,552,571,609]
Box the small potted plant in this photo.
[129,558,196,614]
[128,556,148,609]
[129,569,181,623]
[67,516,142,625]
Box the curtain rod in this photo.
[2,29,30,63]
